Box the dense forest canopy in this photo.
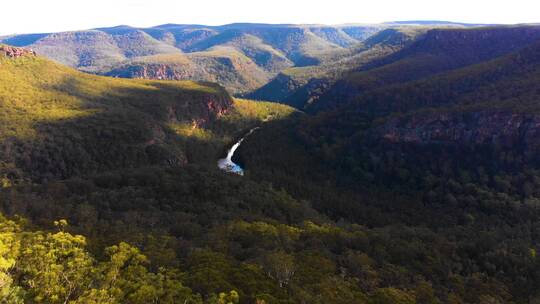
[2,23,540,303]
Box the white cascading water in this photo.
[217,127,259,175]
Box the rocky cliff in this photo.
[0,45,36,58]
[166,89,233,128]
[108,63,196,80]
[378,110,540,150]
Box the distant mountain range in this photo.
[0,21,480,94]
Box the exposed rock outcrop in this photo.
[204,94,231,118]
[165,90,233,127]
[105,55,270,94]
[109,63,196,80]
[379,110,540,149]
[0,45,36,58]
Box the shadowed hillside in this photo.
[314,25,540,111]
[247,27,428,108]
[231,27,540,303]
[4,20,540,303]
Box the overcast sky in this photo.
[1,0,539,35]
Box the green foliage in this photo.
[0,215,23,303]
[0,53,236,183]
[261,251,296,288]
[215,98,297,135]
[207,290,239,304]
[0,216,201,303]
[5,25,540,304]
[370,288,415,304]
[234,28,540,304]
[248,27,427,109]
[312,26,540,112]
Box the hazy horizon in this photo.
[1,0,539,36]
[0,20,513,36]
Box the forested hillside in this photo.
[0,24,382,94]
[313,25,540,111]
[247,27,429,108]
[235,25,540,303]
[0,45,394,303]
[3,22,540,304]
[0,22,475,94]
[0,44,233,184]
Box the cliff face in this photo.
[111,63,196,80]
[0,45,36,58]
[203,94,231,118]
[165,90,233,128]
[378,111,540,149]
[105,53,270,94]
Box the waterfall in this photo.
[217,127,259,175]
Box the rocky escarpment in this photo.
[0,45,36,58]
[105,53,270,94]
[165,87,233,128]
[378,110,540,149]
[107,63,196,80]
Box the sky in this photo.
[1,0,539,35]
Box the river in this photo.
[217,127,259,175]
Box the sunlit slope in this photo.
[105,48,272,94]
[0,48,232,182]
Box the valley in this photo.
[2,20,540,304]
[0,22,473,95]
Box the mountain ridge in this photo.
[0,22,480,94]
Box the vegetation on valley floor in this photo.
[3,24,540,303]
